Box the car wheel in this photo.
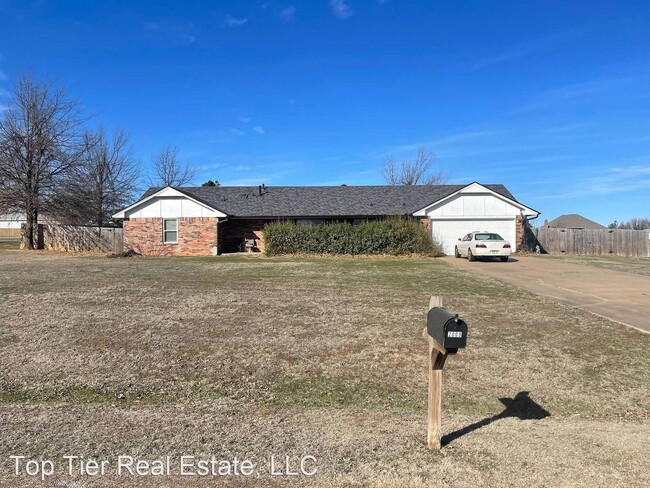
[455,246,461,258]
[500,256,508,262]
[468,249,475,262]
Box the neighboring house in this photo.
[112,182,539,256]
[543,214,606,230]
[0,213,60,240]
[0,213,24,238]
[0,213,58,228]
[0,213,25,229]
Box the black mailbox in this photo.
[426,307,468,353]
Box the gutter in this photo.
[521,211,541,252]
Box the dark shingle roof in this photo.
[140,184,517,218]
[545,214,605,230]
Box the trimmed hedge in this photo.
[264,219,444,257]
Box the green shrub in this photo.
[264,219,444,257]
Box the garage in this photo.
[412,182,539,256]
[431,218,516,255]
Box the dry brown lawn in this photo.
[0,250,648,487]
[531,253,650,276]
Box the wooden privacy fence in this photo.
[22,223,124,253]
[0,228,21,238]
[534,227,650,258]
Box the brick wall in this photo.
[515,215,525,252]
[124,217,218,256]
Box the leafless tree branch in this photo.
[0,73,89,248]
[53,127,141,226]
[381,146,447,185]
[610,217,650,230]
[148,146,196,187]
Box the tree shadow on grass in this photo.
[442,391,550,446]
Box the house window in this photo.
[296,219,326,226]
[163,219,178,244]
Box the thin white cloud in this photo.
[471,40,551,70]
[280,6,296,22]
[473,48,538,70]
[179,149,205,159]
[440,144,542,159]
[234,165,252,171]
[501,155,582,165]
[537,164,650,199]
[0,70,7,81]
[230,128,245,136]
[144,22,197,46]
[466,30,588,71]
[225,15,248,27]
[238,116,251,123]
[430,130,499,147]
[541,122,593,135]
[329,0,353,19]
[197,162,222,171]
[608,164,650,176]
[606,135,650,144]
[512,77,637,114]
[378,130,499,157]
[252,126,265,134]
[455,156,581,178]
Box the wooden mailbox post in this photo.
[423,296,468,450]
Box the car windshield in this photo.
[475,233,504,241]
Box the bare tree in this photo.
[381,146,447,185]
[614,217,650,230]
[148,146,196,187]
[0,74,88,249]
[56,127,141,226]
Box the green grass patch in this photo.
[0,240,20,251]
[0,385,115,405]
[268,376,422,410]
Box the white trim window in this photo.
[163,219,178,244]
[296,219,326,226]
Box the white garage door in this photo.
[431,218,517,255]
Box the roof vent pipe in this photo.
[258,185,262,196]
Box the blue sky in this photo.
[1,1,649,225]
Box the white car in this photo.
[455,231,512,262]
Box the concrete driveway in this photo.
[446,255,650,333]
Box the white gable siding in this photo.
[424,193,522,219]
[124,197,223,219]
[113,187,227,220]
[418,185,532,256]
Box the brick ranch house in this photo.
[112,182,539,256]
